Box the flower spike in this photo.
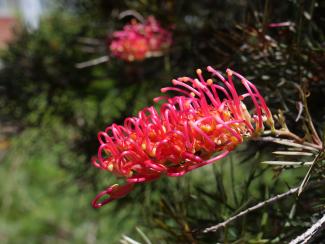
[109,16,172,61]
[92,67,274,208]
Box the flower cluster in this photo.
[92,67,274,208]
[109,16,172,62]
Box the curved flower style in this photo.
[92,67,274,208]
[109,16,172,62]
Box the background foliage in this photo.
[0,0,324,243]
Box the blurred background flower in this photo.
[109,16,172,61]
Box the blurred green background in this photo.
[0,1,324,243]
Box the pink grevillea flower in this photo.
[92,67,274,208]
[109,16,172,62]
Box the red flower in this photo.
[109,16,172,61]
[92,67,274,208]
